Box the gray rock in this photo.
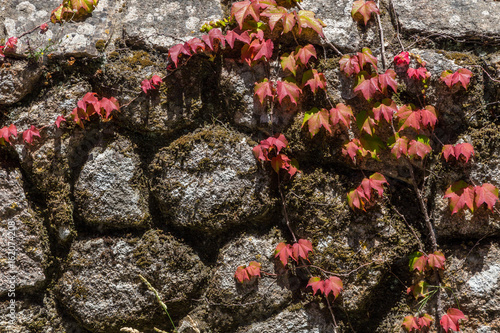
[0,291,86,333]
[201,230,293,331]
[150,125,274,235]
[122,0,223,51]
[236,305,333,333]
[444,241,500,330]
[0,0,122,57]
[8,81,91,128]
[0,60,43,106]
[0,165,49,296]
[392,0,500,40]
[75,135,150,230]
[293,0,378,53]
[56,230,209,333]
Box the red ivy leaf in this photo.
[373,98,397,123]
[291,239,313,262]
[22,125,41,144]
[99,97,120,120]
[409,252,427,272]
[357,47,378,71]
[442,144,455,162]
[323,276,343,299]
[330,103,354,128]
[246,261,261,278]
[389,134,409,159]
[302,107,331,137]
[347,187,366,210]
[280,52,297,76]
[253,39,274,62]
[441,68,473,90]
[444,180,475,214]
[440,308,466,332]
[231,0,260,29]
[474,183,499,211]
[275,242,293,266]
[408,135,432,159]
[378,69,398,94]
[354,73,380,100]
[351,0,380,25]
[427,251,446,270]
[55,116,66,128]
[0,124,18,144]
[234,265,250,282]
[276,79,302,105]
[343,139,362,162]
[295,10,326,37]
[168,43,191,68]
[418,314,434,328]
[141,79,152,94]
[185,37,205,53]
[339,55,361,76]
[302,69,327,94]
[271,153,291,173]
[419,105,438,129]
[295,44,317,66]
[261,5,287,31]
[307,277,324,296]
[454,143,474,163]
[396,104,420,132]
[402,315,419,332]
[394,51,410,67]
[254,78,275,104]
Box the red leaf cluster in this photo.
[407,67,430,81]
[274,239,313,266]
[342,136,384,162]
[234,261,261,283]
[302,104,353,138]
[307,276,343,298]
[253,134,298,176]
[444,181,499,214]
[70,92,120,128]
[440,68,473,90]
[347,173,388,210]
[396,104,437,131]
[0,124,18,145]
[340,48,378,76]
[141,75,163,94]
[440,308,466,332]
[402,314,433,332]
[51,0,99,24]
[409,251,446,272]
[442,143,474,163]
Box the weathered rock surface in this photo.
[444,241,500,331]
[0,164,49,296]
[122,0,223,50]
[236,305,332,333]
[198,230,293,331]
[0,291,86,332]
[56,230,209,332]
[0,60,43,106]
[75,135,150,229]
[0,0,122,57]
[151,125,274,235]
[392,0,500,40]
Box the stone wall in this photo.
[1,0,500,332]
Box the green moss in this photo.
[442,51,479,66]
[72,279,88,300]
[95,39,106,52]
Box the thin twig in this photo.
[376,0,387,71]
[390,204,426,253]
[278,173,297,243]
[389,0,404,51]
[325,297,338,332]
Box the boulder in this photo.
[0,163,49,296]
[75,135,150,230]
[56,230,209,332]
[150,125,274,236]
